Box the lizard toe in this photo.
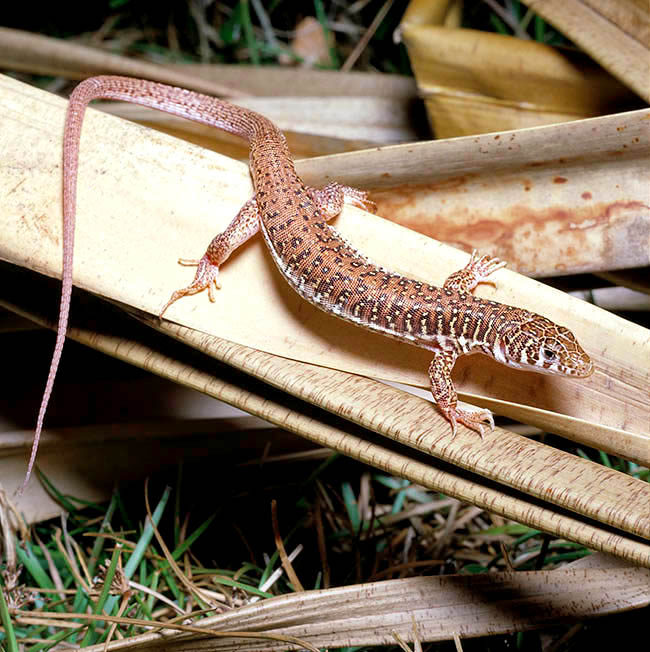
[159,254,221,317]
[452,407,494,439]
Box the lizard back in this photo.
[248,131,522,357]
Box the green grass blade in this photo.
[0,577,19,652]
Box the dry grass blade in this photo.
[0,26,246,98]
[1,75,647,460]
[270,500,305,593]
[2,288,649,567]
[528,0,650,102]
[9,610,320,652]
[142,478,219,609]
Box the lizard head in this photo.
[500,314,594,377]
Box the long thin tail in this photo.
[21,75,272,492]
[19,82,89,493]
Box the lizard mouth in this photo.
[573,358,595,378]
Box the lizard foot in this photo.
[159,254,221,317]
[312,183,377,216]
[443,250,507,293]
[343,187,377,214]
[445,405,495,439]
[466,250,507,285]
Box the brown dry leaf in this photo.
[0,75,648,462]
[528,0,650,102]
[399,0,642,137]
[290,16,332,67]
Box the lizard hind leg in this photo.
[159,196,261,317]
[159,254,221,317]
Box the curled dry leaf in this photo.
[1,77,649,565]
[75,562,650,650]
[399,0,643,137]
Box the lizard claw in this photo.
[348,192,377,214]
[468,250,507,283]
[159,254,221,318]
[340,186,377,214]
[444,406,494,439]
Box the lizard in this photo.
[24,75,594,490]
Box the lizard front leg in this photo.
[161,182,375,316]
[443,250,507,294]
[432,250,504,435]
[160,196,261,316]
[428,346,495,438]
[308,182,376,217]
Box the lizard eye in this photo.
[542,348,557,361]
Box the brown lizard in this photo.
[24,76,593,490]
